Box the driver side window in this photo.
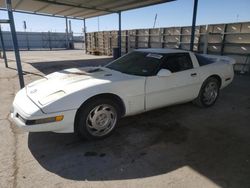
[161,53,193,73]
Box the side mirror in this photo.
[157,69,172,77]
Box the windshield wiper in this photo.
[88,68,102,73]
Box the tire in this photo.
[193,77,220,107]
[75,98,121,140]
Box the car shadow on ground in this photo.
[28,104,190,180]
[28,98,250,187]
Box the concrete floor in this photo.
[0,50,250,188]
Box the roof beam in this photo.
[34,3,51,12]
[35,0,118,13]
[14,0,24,9]
[0,8,83,20]
[72,10,109,19]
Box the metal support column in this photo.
[65,17,69,49]
[135,29,139,49]
[0,25,8,67]
[23,21,29,50]
[83,19,87,53]
[190,0,198,51]
[220,24,228,55]
[69,20,72,33]
[48,31,52,50]
[6,0,24,88]
[148,29,151,48]
[118,11,122,57]
[125,30,128,53]
[203,25,208,54]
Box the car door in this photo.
[145,53,200,111]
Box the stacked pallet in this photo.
[86,21,250,72]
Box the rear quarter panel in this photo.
[197,62,234,89]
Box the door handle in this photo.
[191,73,197,77]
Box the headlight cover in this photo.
[39,91,66,105]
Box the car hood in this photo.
[26,67,123,107]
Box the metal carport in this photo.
[0,0,199,88]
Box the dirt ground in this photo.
[0,50,250,188]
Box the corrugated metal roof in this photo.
[0,0,175,19]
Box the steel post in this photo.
[220,24,228,55]
[125,30,128,53]
[6,0,24,88]
[26,32,30,50]
[25,30,30,50]
[0,25,8,67]
[118,11,122,57]
[48,31,52,50]
[190,0,198,51]
[69,20,72,33]
[69,20,73,49]
[83,19,87,53]
[65,17,69,49]
[203,25,208,54]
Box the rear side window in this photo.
[195,53,215,66]
[161,54,193,73]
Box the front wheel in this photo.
[76,98,121,140]
[193,77,220,107]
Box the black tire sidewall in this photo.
[76,98,121,140]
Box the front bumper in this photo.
[10,89,76,133]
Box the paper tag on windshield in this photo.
[146,53,163,59]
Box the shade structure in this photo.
[0,0,175,19]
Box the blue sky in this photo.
[0,0,250,33]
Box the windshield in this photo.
[106,51,165,76]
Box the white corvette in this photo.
[11,48,235,139]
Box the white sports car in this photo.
[11,48,235,140]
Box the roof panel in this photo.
[55,7,86,16]
[0,0,175,19]
[40,4,72,13]
[13,0,47,12]
[66,9,95,17]
[74,10,108,18]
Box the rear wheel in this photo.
[76,98,121,140]
[194,77,220,107]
